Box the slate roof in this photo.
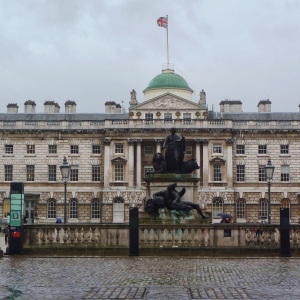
[0,113,129,121]
[208,112,300,121]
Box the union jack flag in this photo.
[157,16,168,29]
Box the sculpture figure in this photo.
[161,127,185,173]
[144,183,209,219]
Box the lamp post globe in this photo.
[264,158,275,224]
[60,157,70,224]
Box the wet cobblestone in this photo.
[0,252,300,299]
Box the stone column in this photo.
[226,139,233,188]
[136,140,142,187]
[155,139,162,153]
[194,139,201,179]
[103,139,111,188]
[128,139,135,187]
[201,139,209,187]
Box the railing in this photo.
[22,223,300,249]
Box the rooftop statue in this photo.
[144,183,209,219]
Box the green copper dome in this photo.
[144,70,193,92]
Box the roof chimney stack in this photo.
[7,103,19,113]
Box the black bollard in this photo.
[280,208,290,257]
[129,207,139,256]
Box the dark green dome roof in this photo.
[144,70,193,92]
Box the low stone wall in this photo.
[19,223,300,256]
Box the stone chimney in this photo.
[44,101,60,113]
[65,100,77,113]
[24,100,36,113]
[7,103,19,113]
[258,100,271,112]
[199,89,206,105]
[219,100,242,112]
[105,101,121,113]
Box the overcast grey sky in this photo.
[1,0,300,114]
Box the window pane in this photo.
[258,145,267,154]
[5,165,13,181]
[259,165,266,182]
[70,165,78,181]
[236,145,245,154]
[281,165,290,181]
[236,199,246,219]
[48,199,56,218]
[236,165,245,182]
[212,198,223,218]
[27,145,35,154]
[70,145,79,154]
[280,144,289,154]
[144,146,154,155]
[91,199,100,218]
[26,165,35,181]
[92,145,101,154]
[92,165,101,181]
[70,199,78,218]
[115,164,123,181]
[259,199,268,218]
[144,167,154,177]
[145,113,153,121]
[48,145,57,154]
[213,145,222,154]
[115,144,123,154]
[213,165,222,181]
[3,200,10,218]
[5,145,13,154]
[48,165,57,181]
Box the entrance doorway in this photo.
[24,200,35,224]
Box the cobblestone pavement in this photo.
[1,255,300,300]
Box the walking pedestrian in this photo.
[4,224,9,245]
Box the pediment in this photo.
[131,93,204,111]
[209,157,226,165]
[111,157,127,165]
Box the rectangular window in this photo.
[92,145,101,154]
[183,113,191,120]
[5,144,13,154]
[144,166,154,177]
[115,164,124,181]
[258,145,267,154]
[236,145,245,155]
[281,144,289,154]
[213,165,222,181]
[26,165,35,181]
[70,165,78,181]
[236,165,245,182]
[92,165,101,181]
[259,165,266,182]
[27,145,35,154]
[70,145,79,154]
[115,143,124,154]
[48,145,57,154]
[144,146,154,155]
[185,146,192,155]
[213,144,222,154]
[48,165,57,181]
[145,113,153,121]
[4,165,13,181]
[281,165,290,182]
[164,113,172,121]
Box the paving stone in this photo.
[0,256,300,299]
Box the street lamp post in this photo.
[264,158,275,224]
[60,157,70,224]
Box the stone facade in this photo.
[1,67,300,225]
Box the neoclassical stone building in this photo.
[1,64,300,224]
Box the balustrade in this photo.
[22,224,300,250]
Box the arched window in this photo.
[91,198,100,219]
[3,199,10,218]
[70,198,78,219]
[113,197,124,223]
[236,198,246,219]
[47,198,56,219]
[212,197,223,218]
[259,198,268,219]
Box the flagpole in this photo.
[166,15,169,68]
